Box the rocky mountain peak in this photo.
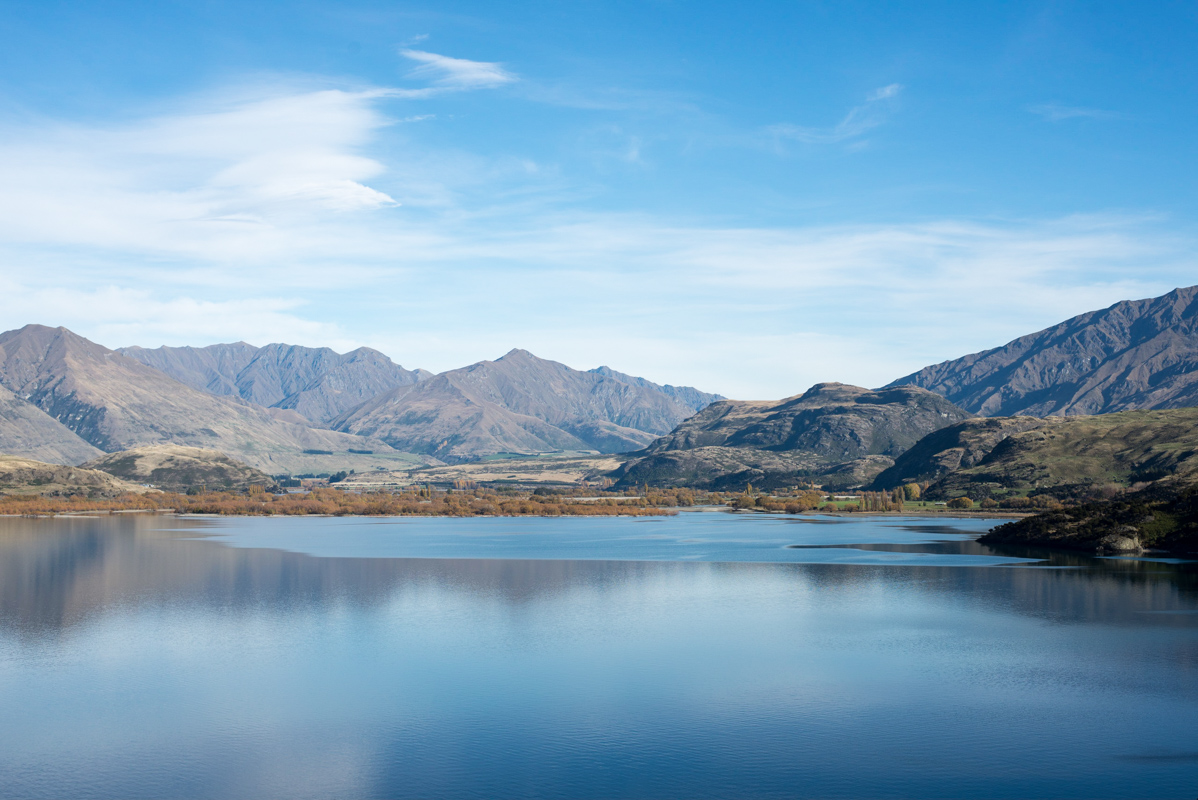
[887,284,1198,417]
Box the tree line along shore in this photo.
[0,483,1030,519]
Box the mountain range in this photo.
[0,325,722,471]
[119,342,430,425]
[335,349,723,461]
[888,285,1198,416]
[0,325,409,473]
[609,284,1198,491]
[2,284,1198,489]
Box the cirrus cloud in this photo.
[400,49,517,90]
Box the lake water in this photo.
[1,512,1196,799]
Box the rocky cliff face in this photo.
[119,342,428,425]
[334,349,720,461]
[888,285,1198,417]
[614,383,973,489]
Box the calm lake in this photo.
[1,512,1196,799]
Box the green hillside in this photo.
[874,408,1198,501]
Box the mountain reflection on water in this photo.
[1,513,1196,799]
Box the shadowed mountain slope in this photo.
[0,384,102,465]
[334,349,721,461]
[0,325,405,473]
[868,416,1053,491]
[613,383,973,490]
[887,285,1198,416]
[870,408,1198,502]
[119,342,429,425]
[587,366,724,413]
[83,445,277,492]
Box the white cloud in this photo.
[1029,103,1121,122]
[768,84,903,146]
[400,49,517,90]
[0,87,409,270]
[0,81,1191,399]
[867,83,903,101]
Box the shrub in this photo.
[1000,496,1031,509]
[732,493,756,510]
[947,497,974,509]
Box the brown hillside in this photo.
[335,349,718,461]
[0,454,150,497]
[0,325,412,473]
[83,445,277,492]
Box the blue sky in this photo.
[0,1,1195,398]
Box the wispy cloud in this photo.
[866,84,902,102]
[0,81,1190,398]
[0,87,407,268]
[1029,103,1121,122]
[400,49,517,90]
[767,83,903,146]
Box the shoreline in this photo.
[0,507,1030,521]
[725,508,1032,520]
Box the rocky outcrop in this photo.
[888,285,1198,416]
